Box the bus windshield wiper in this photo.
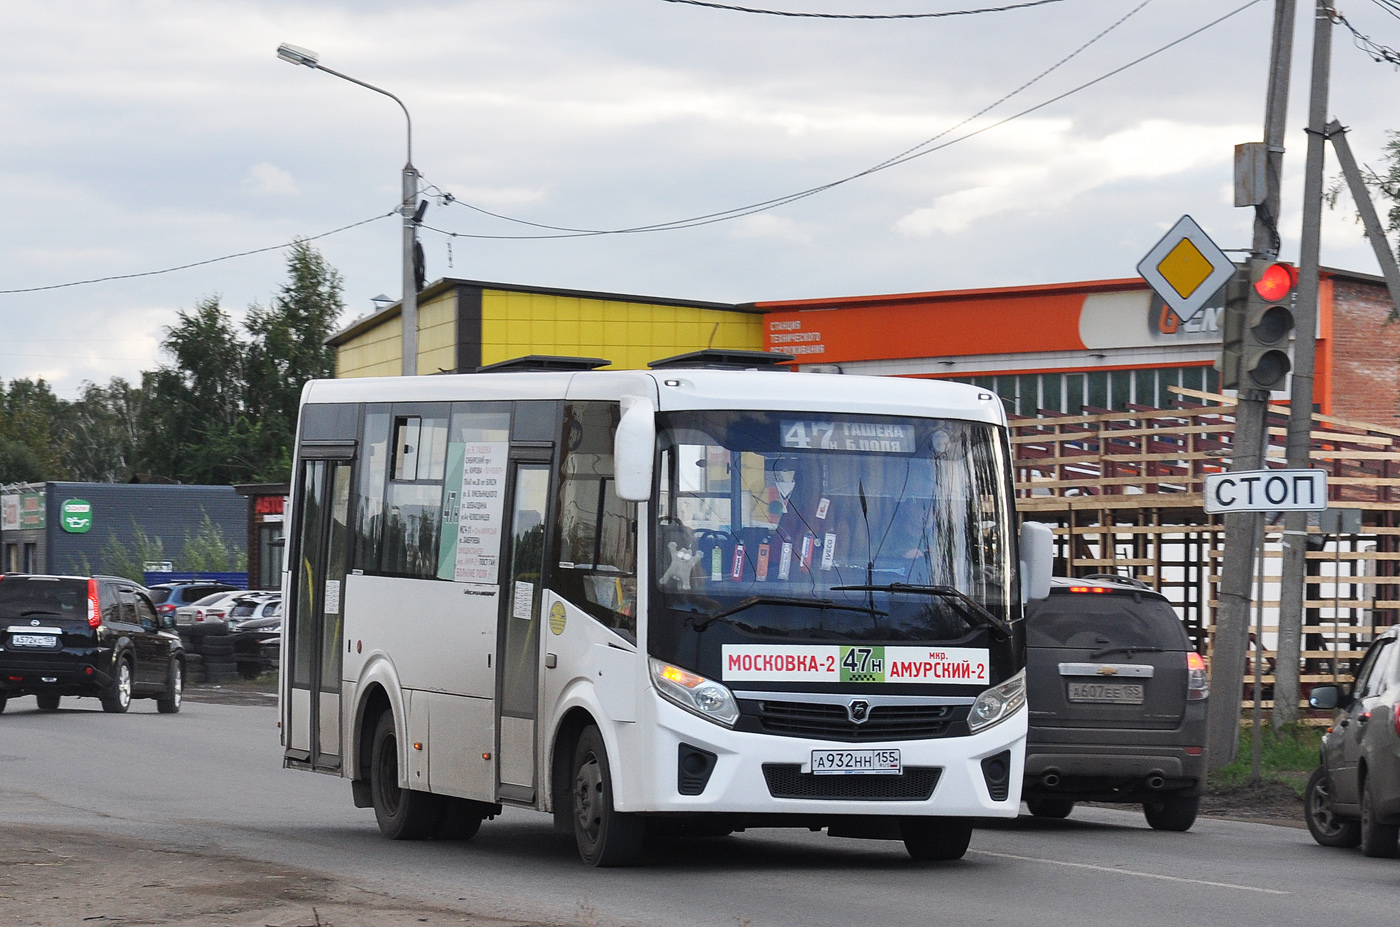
[830,583,1011,638]
[1090,645,1166,659]
[690,595,886,632]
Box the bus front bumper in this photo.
[630,692,1026,818]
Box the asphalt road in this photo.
[1,694,1396,927]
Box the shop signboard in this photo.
[2,490,46,531]
[59,498,93,534]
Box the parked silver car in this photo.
[1304,625,1400,857]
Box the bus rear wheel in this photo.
[900,817,973,861]
[370,711,441,840]
[571,726,645,867]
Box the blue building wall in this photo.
[42,483,248,578]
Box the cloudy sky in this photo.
[2,0,1396,397]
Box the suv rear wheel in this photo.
[1143,795,1198,832]
[101,659,133,714]
[1360,778,1399,858]
[1305,767,1361,848]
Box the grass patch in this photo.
[1208,723,1322,794]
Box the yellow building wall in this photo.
[336,317,402,378]
[479,291,763,369]
[417,289,458,375]
[335,289,457,378]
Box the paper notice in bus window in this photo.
[722,645,991,685]
[444,441,509,584]
[820,533,836,571]
[756,543,771,581]
[324,579,341,615]
[513,581,535,620]
[778,542,793,579]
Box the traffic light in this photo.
[1241,259,1296,391]
[1217,265,1251,390]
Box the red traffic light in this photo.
[1253,262,1297,301]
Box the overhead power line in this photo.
[0,211,395,296]
[658,0,1064,19]
[1339,10,1400,67]
[423,0,1260,241]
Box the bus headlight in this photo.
[967,669,1026,734]
[649,658,740,728]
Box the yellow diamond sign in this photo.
[1137,215,1236,321]
[1158,238,1214,298]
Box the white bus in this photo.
[280,352,1052,866]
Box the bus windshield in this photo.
[650,410,1016,663]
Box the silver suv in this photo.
[1021,575,1209,831]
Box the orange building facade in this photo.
[755,268,1396,426]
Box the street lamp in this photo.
[277,43,421,376]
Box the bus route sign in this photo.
[721,644,989,685]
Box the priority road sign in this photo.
[1137,215,1237,325]
[1203,468,1328,514]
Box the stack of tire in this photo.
[190,623,238,684]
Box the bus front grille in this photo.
[761,764,940,801]
[741,700,962,742]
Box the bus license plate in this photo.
[1067,681,1144,704]
[10,634,58,649]
[810,749,902,776]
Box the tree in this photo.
[61,378,146,482]
[0,378,66,483]
[137,296,262,485]
[243,240,344,481]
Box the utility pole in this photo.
[1275,0,1334,728]
[1208,0,1297,769]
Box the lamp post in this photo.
[277,43,420,376]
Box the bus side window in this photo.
[382,410,450,578]
[551,402,638,641]
[354,408,391,574]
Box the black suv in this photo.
[0,574,184,714]
[1021,575,1209,831]
[1304,624,1400,857]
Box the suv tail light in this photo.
[157,603,176,616]
[87,578,102,628]
[1394,703,1400,738]
[1187,651,1208,701]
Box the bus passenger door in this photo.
[496,460,551,802]
[286,455,353,772]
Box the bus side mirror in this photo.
[614,396,656,502]
[1019,521,1053,602]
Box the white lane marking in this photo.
[968,850,1290,895]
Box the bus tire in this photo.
[900,817,973,861]
[370,711,441,840]
[435,797,485,841]
[1026,799,1074,819]
[571,725,645,867]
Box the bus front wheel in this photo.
[900,817,973,861]
[571,726,645,867]
[371,711,442,840]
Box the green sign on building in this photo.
[60,498,93,534]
